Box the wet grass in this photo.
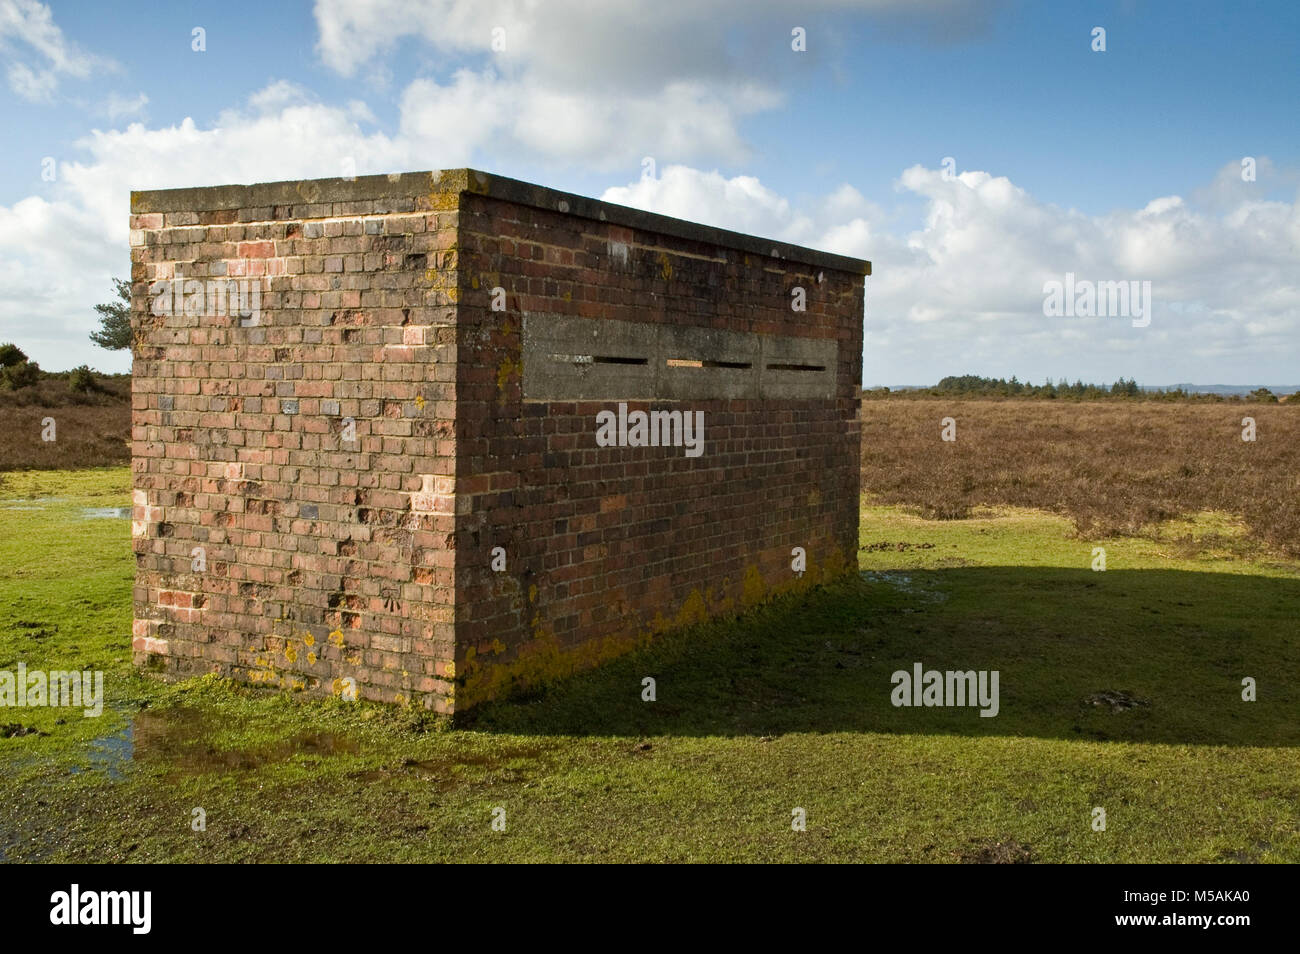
[1,468,1297,862]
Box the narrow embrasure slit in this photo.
[549,353,649,366]
[766,363,826,372]
[666,358,753,369]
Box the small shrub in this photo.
[0,359,40,390]
[0,342,27,368]
[68,365,97,393]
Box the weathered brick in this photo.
[129,168,868,715]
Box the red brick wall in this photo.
[130,183,461,711]
[130,171,866,714]
[453,192,863,705]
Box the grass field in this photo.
[2,466,1297,862]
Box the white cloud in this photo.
[103,91,148,122]
[395,70,773,171]
[604,161,1300,384]
[604,165,804,237]
[1,0,1295,396]
[312,0,996,80]
[0,0,114,101]
[0,85,424,372]
[5,112,1297,382]
[312,0,979,167]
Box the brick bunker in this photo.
[129,169,870,713]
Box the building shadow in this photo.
[461,565,1300,746]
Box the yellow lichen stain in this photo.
[490,638,506,655]
[496,355,522,404]
[741,565,766,608]
[471,274,480,290]
[527,584,538,605]
[657,252,673,282]
[444,660,456,678]
[415,393,426,410]
[328,628,344,647]
[819,543,848,583]
[284,643,298,664]
[303,633,315,647]
[562,290,572,302]
[427,184,459,211]
[676,589,707,627]
[307,651,317,665]
[346,653,361,665]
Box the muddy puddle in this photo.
[72,707,361,776]
[129,707,359,771]
[74,706,553,787]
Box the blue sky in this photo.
[1,0,1297,385]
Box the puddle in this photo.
[75,706,550,784]
[79,507,131,519]
[0,497,67,511]
[859,570,949,603]
[71,707,362,776]
[71,725,133,781]
[131,707,360,771]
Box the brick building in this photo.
[129,169,870,713]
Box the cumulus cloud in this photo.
[0,84,425,372]
[0,0,1292,385]
[604,162,1300,385]
[313,0,987,167]
[313,0,996,79]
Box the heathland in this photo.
[0,395,1296,862]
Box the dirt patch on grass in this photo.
[960,838,1035,864]
[861,541,936,553]
[1084,690,1150,712]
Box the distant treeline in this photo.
[864,375,1287,403]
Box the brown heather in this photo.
[861,398,1300,555]
[0,374,130,471]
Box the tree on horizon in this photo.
[90,278,132,351]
